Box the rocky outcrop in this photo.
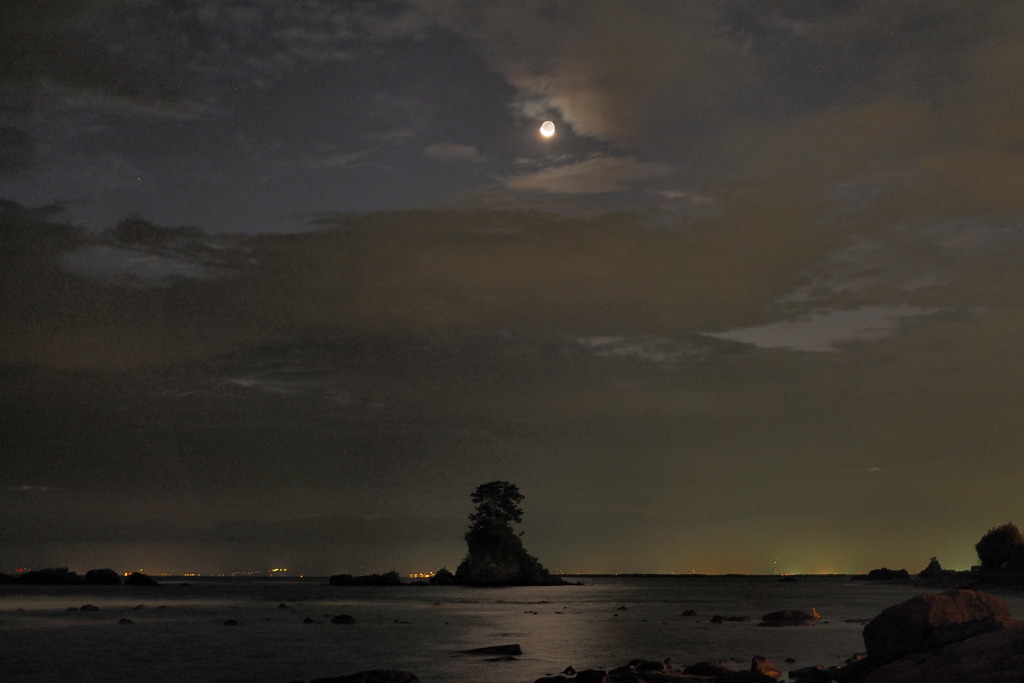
[124,572,160,586]
[534,655,782,683]
[428,567,454,585]
[855,567,910,582]
[84,568,122,585]
[454,522,563,586]
[6,567,83,584]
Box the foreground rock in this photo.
[850,588,1024,682]
[785,589,1024,682]
[863,588,1012,663]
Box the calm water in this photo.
[3,575,1022,682]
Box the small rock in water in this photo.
[223,619,239,626]
[303,617,316,623]
[331,614,356,624]
[119,618,134,625]
[80,604,100,611]
[751,654,782,677]
[463,644,523,656]
[760,609,816,626]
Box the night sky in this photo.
[2,1,1023,576]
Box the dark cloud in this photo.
[0,126,33,175]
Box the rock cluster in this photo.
[535,655,784,682]
[0,567,158,586]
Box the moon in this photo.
[539,120,556,138]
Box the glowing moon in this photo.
[539,120,556,138]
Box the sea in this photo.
[3,574,1023,682]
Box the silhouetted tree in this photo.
[975,522,1024,571]
[468,480,524,534]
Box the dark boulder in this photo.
[330,614,356,624]
[17,567,83,585]
[862,588,1015,664]
[429,567,455,585]
[858,567,910,582]
[711,614,750,623]
[855,626,1024,683]
[80,604,100,611]
[85,568,122,585]
[574,669,611,683]
[124,572,160,587]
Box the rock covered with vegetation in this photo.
[454,481,563,586]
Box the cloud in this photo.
[0,1,427,117]
[424,142,488,164]
[703,304,941,352]
[504,155,674,194]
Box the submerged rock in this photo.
[463,644,523,656]
[309,671,419,683]
[760,609,818,626]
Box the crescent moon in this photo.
[539,121,556,138]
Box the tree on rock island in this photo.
[454,481,563,586]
